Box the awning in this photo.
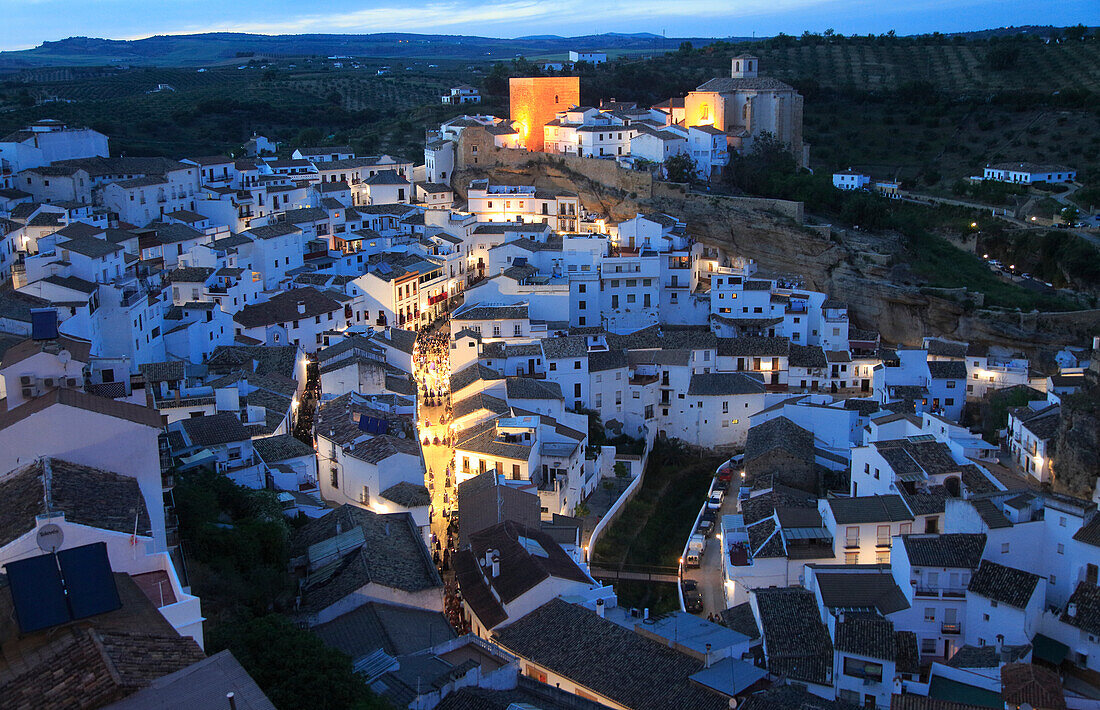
[1032,633,1069,665]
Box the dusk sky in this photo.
[0,0,1094,51]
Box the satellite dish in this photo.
[37,523,64,553]
[58,350,71,365]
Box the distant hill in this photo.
[0,32,718,69]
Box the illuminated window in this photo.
[699,103,709,121]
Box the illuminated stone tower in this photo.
[509,76,580,153]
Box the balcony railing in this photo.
[915,586,968,598]
[941,622,961,635]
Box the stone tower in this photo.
[731,55,759,79]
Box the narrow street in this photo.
[682,487,741,618]
[413,324,456,566]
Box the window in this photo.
[845,551,858,564]
[330,468,338,488]
[1001,542,1010,554]
[512,464,521,480]
[842,657,882,682]
[1057,543,1065,555]
[921,638,937,654]
[845,526,859,548]
[574,361,581,370]
[924,608,935,622]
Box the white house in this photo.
[568,51,606,65]
[833,171,871,190]
[982,162,1076,184]
[964,559,1043,648]
[453,521,603,637]
[890,533,986,661]
[442,85,481,105]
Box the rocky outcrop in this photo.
[1053,351,1100,499]
[452,161,1098,358]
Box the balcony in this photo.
[941,622,961,635]
[915,586,968,598]
[824,313,848,323]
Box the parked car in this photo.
[707,492,723,510]
[684,588,704,613]
[699,510,716,535]
[681,579,698,592]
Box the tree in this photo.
[614,461,630,481]
[986,43,1021,70]
[1063,24,1089,42]
[573,501,591,518]
[1061,205,1080,225]
[482,62,510,97]
[663,152,696,183]
[602,478,617,506]
[209,615,390,710]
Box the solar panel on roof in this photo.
[30,308,59,340]
[58,543,121,621]
[4,553,68,633]
[2,542,121,634]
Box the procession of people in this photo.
[413,323,459,578]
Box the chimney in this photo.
[595,598,605,618]
[227,692,237,710]
[1067,603,1077,618]
[297,300,306,314]
[491,553,500,578]
[705,643,712,669]
[643,608,649,621]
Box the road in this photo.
[681,487,740,618]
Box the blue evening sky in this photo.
[0,0,1093,51]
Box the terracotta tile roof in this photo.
[0,458,151,547]
[1000,663,1066,710]
[493,598,730,710]
[0,387,162,431]
[753,586,833,684]
[967,560,1039,608]
[1,627,204,709]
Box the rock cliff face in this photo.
[1053,352,1100,499]
[452,162,1099,358]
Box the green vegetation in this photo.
[614,580,681,615]
[721,135,1085,310]
[977,386,1048,443]
[0,62,478,159]
[663,153,696,183]
[209,615,391,710]
[592,439,721,569]
[978,229,1100,292]
[173,469,294,625]
[582,408,647,455]
[175,470,391,707]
